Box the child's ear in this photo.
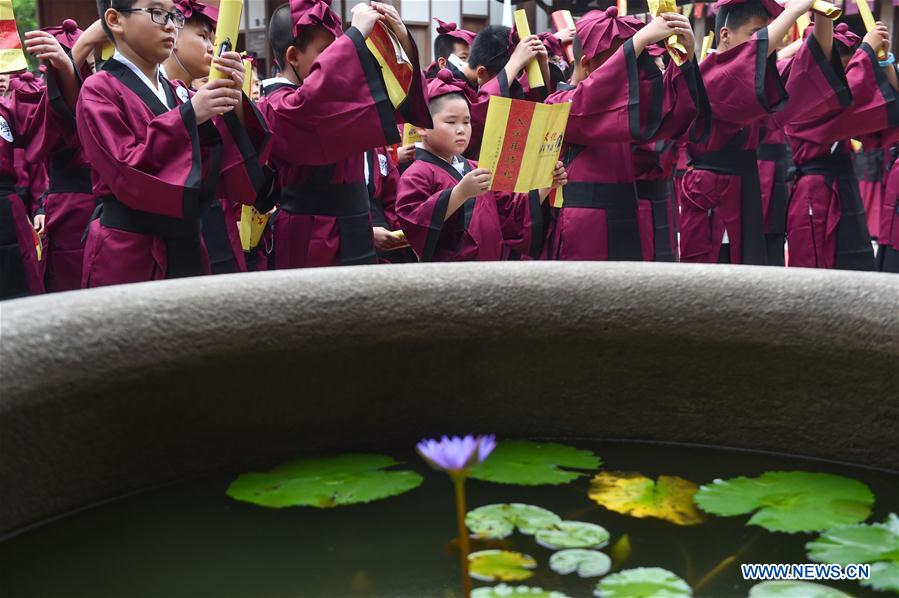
[105,8,124,36]
[437,57,447,69]
[475,65,488,84]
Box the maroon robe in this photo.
[366,146,416,263]
[682,31,843,265]
[633,139,679,261]
[544,40,705,261]
[785,43,899,270]
[855,134,894,242]
[396,148,544,261]
[76,58,270,287]
[876,143,899,271]
[258,27,430,269]
[0,91,52,299]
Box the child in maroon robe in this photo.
[258,0,430,269]
[544,7,703,261]
[365,145,415,262]
[785,21,898,270]
[681,0,841,265]
[425,18,475,85]
[76,0,269,287]
[0,28,80,299]
[396,70,566,261]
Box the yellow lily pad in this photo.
[588,471,707,526]
[469,549,537,582]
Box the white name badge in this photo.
[378,153,389,176]
[176,86,190,103]
[0,116,13,143]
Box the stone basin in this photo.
[1,262,896,538]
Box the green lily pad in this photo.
[807,513,899,593]
[748,581,852,597]
[468,440,601,486]
[550,549,612,578]
[469,550,537,582]
[594,567,691,598]
[466,503,563,539]
[693,471,874,533]
[225,453,423,508]
[471,584,572,598]
[535,521,610,550]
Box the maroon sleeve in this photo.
[396,163,452,261]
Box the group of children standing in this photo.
[1,0,897,300]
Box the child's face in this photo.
[719,15,770,52]
[289,26,336,80]
[420,97,471,158]
[174,19,214,79]
[453,41,470,62]
[109,0,179,65]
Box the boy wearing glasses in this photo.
[75,0,271,287]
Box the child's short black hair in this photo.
[270,2,321,71]
[434,34,465,61]
[428,92,467,116]
[715,2,770,44]
[96,0,137,41]
[468,25,511,78]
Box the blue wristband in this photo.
[879,52,895,68]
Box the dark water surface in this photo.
[1,441,896,597]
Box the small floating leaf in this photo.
[594,567,691,598]
[588,472,707,526]
[469,440,601,486]
[748,581,852,597]
[466,504,562,539]
[806,513,899,593]
[225,453,423,508]
[609,534,632,569]
[550,549,612,578]
[535,521,610,550]
[469,550,537,582]
[471,584,572,598]
[693,471,874,533]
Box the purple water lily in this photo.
[416,434,496,473]
[417,434,498,598]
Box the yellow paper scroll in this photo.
[100,41,115,60]
[514,10,545,90]
[647,0,687,66]
[0,0,28,74]
[209,0,243,81]
[402,122,420,146]
[478,96,570,194]
[811,0,842,19]
[855,0,887,60]
[618,0,629,16]
[238,205,268,252]
[700,31,715,62]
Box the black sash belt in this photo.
[635,179,675,262]
[562,181,643,261]
[757,143,786,162]
[860,148,884,183]
[692,147,767,265]
[48,155,93,195]
[99,195,206,279]
[796,153,875,271]
[279,183,376,266]
[0,180,30,299]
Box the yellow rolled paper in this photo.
[811,0,842,19]
[647,0,686,65]
[242,59,253,96]
[100,41,115,60]
[700,31,715,62]
[514,9,544,89]
[209,0,243,81]
[855,0,887,60]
